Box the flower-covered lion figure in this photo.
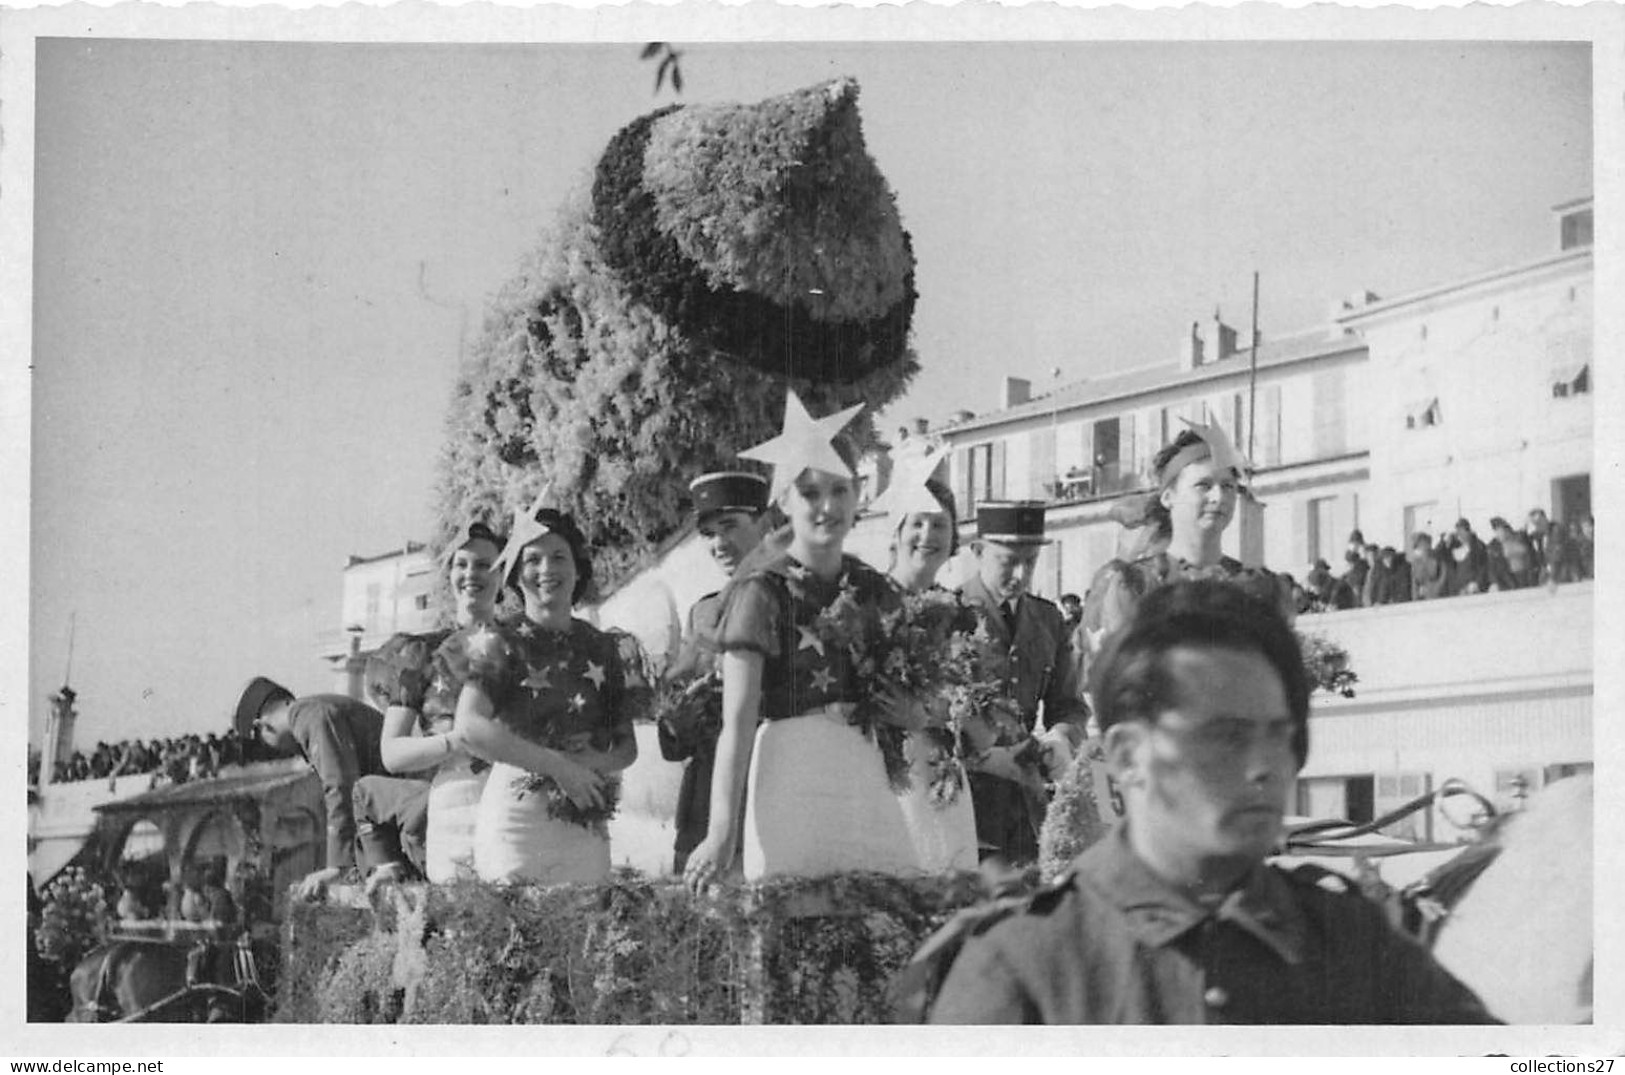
[438,78,919,595]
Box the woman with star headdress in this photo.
[876,458,981,874]
[453,495,641,885]
[1078,420,1294,690]
[364,520,505,885]
[683,391,920,891]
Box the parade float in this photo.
[273,77,979,1025]
[256,76,1591,1027]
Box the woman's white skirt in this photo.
[425,757,489,884]
[472,762,611,885]
[743,706,920,881]
[895,734,979,874]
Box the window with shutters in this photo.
[1307,496,1338,566]
[1312,368,1348,456]
[1030,425,1057,499]
[1256,384,1282,466]
[1093,417,1122,494]
[1402,501,1438,545]
[990,440,1008,499]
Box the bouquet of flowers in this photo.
[512,728,625,830]
[650,669,723,755]
[1299,631,1359,699]
[815,584,1012,804]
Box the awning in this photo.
[1551,363,1589,387]
[1405,398,1440,426]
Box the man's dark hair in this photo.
[1089,578,1310,765]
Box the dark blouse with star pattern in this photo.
[461,618,637,755]
[369,627,484,738]
[716,552,902,722]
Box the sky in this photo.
[18,35,1594,747]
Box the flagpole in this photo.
[1247,271,1260,467]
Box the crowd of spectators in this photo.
[30,727,279,788]
[1285,509,1594,614]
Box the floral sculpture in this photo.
[437,79,918,595]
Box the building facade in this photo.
[934,197,1593,599]
[930,196,1594,837]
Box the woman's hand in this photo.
[874,681,931,731]
[545,752,609,812]
[443,727,469,759]
[683,832,736,896]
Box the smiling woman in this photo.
[682,392,921,889]
[451,502,642,885]
[366,519,507,883]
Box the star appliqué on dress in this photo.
[569,693,587,713]
[809,666,836,692]
[467,624,504,662]
[583,661,606,690]
[522,664,553,693]
[797,625,826,656]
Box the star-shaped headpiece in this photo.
[493,482,555,587]
[1163,417,1252,486]
[869,444,952,518]
[739,389,865,501]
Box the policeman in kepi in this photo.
[955,500,1087,867]
[658,471,772,874]
[929,579,1496,1024]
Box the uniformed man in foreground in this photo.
[956,501,1087,865]
[930,579,1495,1024]
[658,471,771,874]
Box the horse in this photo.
[1422,774,1592,1024]
[67,931,267,1023]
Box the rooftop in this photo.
[94,762,313,815]
[941,328,1366,436]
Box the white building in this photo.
[316,541,441,695]
[931,196,1594,836]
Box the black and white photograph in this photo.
[5,0,1620,1059]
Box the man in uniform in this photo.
[929,579,1495,1024]
[658,471,771,874]
[956,500,1087,866]
[234,676,410,899]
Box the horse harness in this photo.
[80,934,264,1023]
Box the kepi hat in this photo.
[690,471,770,524]
[975,500,1051,546]
[233,676,292,739]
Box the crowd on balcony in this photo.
[30,728,279,788]
[1285,509,1593,614]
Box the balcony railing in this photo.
[1043,463,1150,504]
